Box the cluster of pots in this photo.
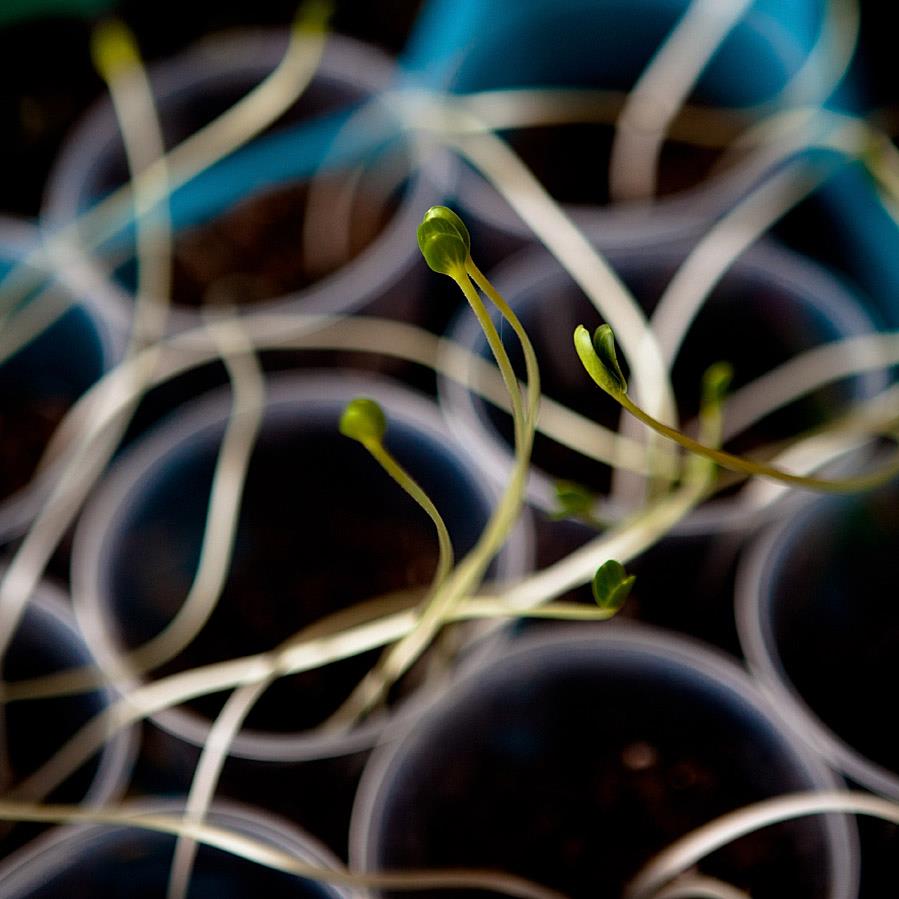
[1,1,898,897]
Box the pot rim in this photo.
[350,620,859,899]
[0,795,348,896]
[736,489,899,800]
[41,29,454,336]
[438,235,887,537]
[0,216,122,544]
[0,569,137,823]
[71,370,534,761]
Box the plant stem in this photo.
[617,388,899,493]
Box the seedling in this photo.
[551,480,605,528]
[339,396,453,592]
[575,323,899,494]
[592,559,635,613]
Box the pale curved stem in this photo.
[770,0,860,111]
[609,0,752,202]
[399,91,677,432]
[0,801,566,899]
[123,313,265,676]
[0,6,329,321]
[626,791,899,899]
[649,874,749,899]
[166,679,271,899]
[0,19,173,665]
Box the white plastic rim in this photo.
[736,494,899,801]
[447,3,813,246]
[350,622,858,899]
[438,236,887,537]
[41,29,454,336]
[0,571,137,823]
[71,370,534,762]
[0,216,121,544]
[0,796,349,896]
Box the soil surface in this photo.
[0,393,69,502]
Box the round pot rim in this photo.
[736,492,899,799]
[445,5,813,245]
[438,235,887,537]
[71,370,534,761]
[0,216,122,544]
[350,621,858,899]
[0,795,346,894]
[41,29,454,336]
[0,568,137,816]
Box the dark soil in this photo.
[774,482,899,775]
[0,393,69,501]
[482,251,859,507]
[10,826,336,899]
[167,175,398,308]
[0,604,107,859]
[369,648,835,899]
[504,121,726,208]
[108,414,488,734]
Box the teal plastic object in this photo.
[0,0,116,26]
[401,0,826,105]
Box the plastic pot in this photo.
[0,571,136,862]
[0,798,350,898]
[737,476,899,800]
[42,29,453,335]
[70,370,533,763]
[351,623,857,899]
[403,0,831,249]
[0,216,119,544]
[439,236,886,536]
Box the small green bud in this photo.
[551,480,595,520]
[91,18,139,79]
[574,324,627,395]
[340,397,387,444]
[702,361,734,409]
[417,206,471,277]
[592,560,635,613]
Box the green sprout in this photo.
[574,323,899,494]
[339,397,453,591]
[416,205,471,278]
[327,207,543,726]
[551,480,606,530]
[339,397,387,445]
[592,560,635,613]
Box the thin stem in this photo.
[323,434,456,727]
[0,0,330,323]
[617,389,899,494]
[609,0,753,202]
[363,438,454,590]
[466,256,542,431]
[328,260,538,724]
[626,791,899,899]
[454,268,527,446]
[0,802,567,899]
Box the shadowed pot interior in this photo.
[71,371,532,762]
[0,217,117,543]
[404,0,828,245]
[42,29,451,334]
[0,575,136,860]
[440,237,885,535]
[0,799,349,899]
[352,624,857,899]
[737,475,899,800]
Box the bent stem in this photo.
[626,790,899,899]
[324,399,455,728]
[0,802,566,899]
[576,324,899,494]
